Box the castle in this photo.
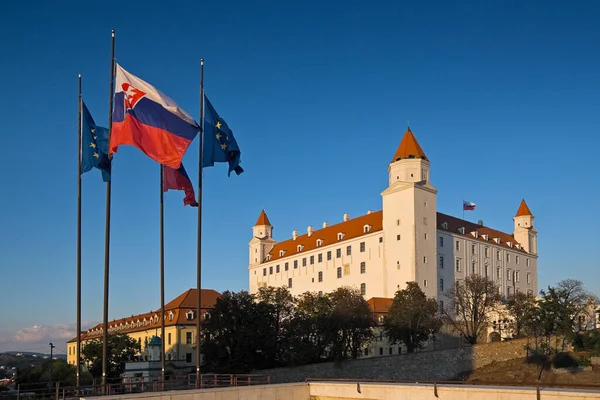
[248,128,538,308]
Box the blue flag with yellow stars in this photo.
[81,100,111,182]
[202,94,244,176]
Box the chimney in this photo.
[367,210,372,214]
[307,226,314,237]
[477,220,484,226]
[323,221,328,228]
[292,230,298,240]
[343,213,350,222]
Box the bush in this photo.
[578,356,592,367]
[552,352,579,369]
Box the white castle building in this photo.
[248,128,538,307]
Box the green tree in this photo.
[286,291,334,365]
[505,291,538,338]
[81,333,141,380]
[201,290,277,373]
[443,274,500,344]
[255,286,295,365]
[328,287,374,360]
[383,282,441,353]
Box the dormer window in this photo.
[337,232,345,240]
[297,244,304,252]
[279,250,285,257]
[265,254,272,261]
[154,315,159,323]
[507,242,513,248]
[316,239,323,247]
[458,227,466,234]
[441,222,448,230]
[493,238,500,244]
[363,225,371,233]
[186,310,195,321]
[471,231,479,238]
[515,243,521,250]
[169,312,174,321]
[482,234,489,241]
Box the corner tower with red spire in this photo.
[513,199,537,254]
[249,210,276,267]
[381,127,438,298]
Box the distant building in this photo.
[66,289,220,368]
[248,128,539,308]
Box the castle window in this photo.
[396,219,400,226]
[269,266,273,275]
[363,225,371,233]
[263,268,266,276]
[316,239,323,247]
[439,256,444,269]
[285,262,289,271]
[360,283,366,295]
[186,311,195,321]
[455,259,461,272]
[472,244,476,254]
[484,247,489,258]
[336,249,341,258]
[279,250,285,257]
[424,233,428,240]
[526,259,530,267]
[360,242,365,252]
[397,234,401,241]
[337,233,344,240]
[442,222,448,229]
[337,267,342,278]
[507,287,512,297]
[423,280,428,288]
[439,300,444,312]
[455,240,460,251]
[318,253,323,263]
[360,262,366,274]
[297,245,303,252]
[288,278,292,288]
[527,273,531,284]
[458,227,466,234]
[169,312,174,321]
[497,267,501,279]
[318,271,323,282]
[439,278,444,291]
[516,255,520,264]
[379,237,383,243]
[266,254,272,261]
[472,261,476,274]
[302,258,306,267]
[497,250,501,261]
[423,256,428,264]
[506,253,511,263]
[327,251,332,261]
[186,332,192,344]
[515,271,520,282]
[507,269,512,281]
[346,245,351,256]
[276,264,280,273]
[310,255,314,265]
[439,237,444,247]
[294,260,298,269]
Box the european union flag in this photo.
[81,100,111,182]
[202,94,244,176]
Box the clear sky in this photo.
[1,0,599,353]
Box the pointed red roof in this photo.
[515,199,533,217]
[391,127,428,162]
[255,209,271,226]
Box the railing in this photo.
[0,374,270,400]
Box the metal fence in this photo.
[0,374,270,400]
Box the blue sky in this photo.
[1,0,599,352]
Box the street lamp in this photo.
[48,342,55,390]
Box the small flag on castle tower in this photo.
[463,201,476,211]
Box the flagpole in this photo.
[102,29,116,393]
[76,73,82,389]
[195,58,204,388]
[462,199,465,221]
[160,165,166,387]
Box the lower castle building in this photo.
[248,128,538,308]
[66,289,220,367]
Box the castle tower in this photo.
[513,199,537,254]
[381,127,438,299]
[249,210,276,266]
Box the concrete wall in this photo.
[308,382,600,400]
[259,337,533,383]
[82,382,600,400]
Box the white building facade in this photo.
[248,128,539,305]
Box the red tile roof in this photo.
[391,128,428,162]
[263,208,528,263]
[437,212,528,253]
[515,199,533,217]
[255,210,272,226]
[367,297,393,313]
[67,289,221,343]
[265,211,383,262]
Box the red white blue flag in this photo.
[463,201,476,211]
[109,63,199,169]
[163,163,198,207]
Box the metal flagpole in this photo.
[195,58,204,388]
[462,199,465,221]
[102,29,116,393]
[76,74,82,388]
[160,165,166,387]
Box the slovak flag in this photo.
[110,63,199,169]
[463,201,476,211]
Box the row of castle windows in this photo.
[440,238,530,266]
